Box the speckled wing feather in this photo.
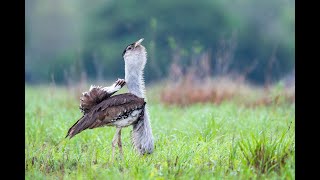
[66,93,145,139]
[79,79,126,113]
[80,85,114,113]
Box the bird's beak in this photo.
[134,38,144,48]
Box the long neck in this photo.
[125,67,145,98]
[124,54,154,155]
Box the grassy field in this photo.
[25,84,295,179]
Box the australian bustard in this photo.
[66,38,154,158]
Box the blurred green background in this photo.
[25,0,295,85]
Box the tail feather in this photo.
[66,115,90,139]
[80,85,110,114]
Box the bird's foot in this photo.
[110,150,123,163]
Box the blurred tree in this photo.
[25,0,295,85]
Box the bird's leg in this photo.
[111,127,122,162]
[117,128,123,159]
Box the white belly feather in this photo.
[112,109,143,127]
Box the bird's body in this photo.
[66,93,145,138]
[66,38,154,158]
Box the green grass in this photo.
[25,85,295,179]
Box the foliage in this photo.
[25,0,295,84]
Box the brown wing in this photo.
[79,85,111,113]
[80,80,126,113]
[66,93,145,139]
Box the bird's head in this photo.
[122,38,147,71]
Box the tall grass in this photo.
[238,128,294,175]
[162,43,295,107]
[161,76,295,107]
[25,85,294,179]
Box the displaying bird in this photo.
[66,38,154,159]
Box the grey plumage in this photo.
[131,106,154,154]
[123,38,154,155]
[66,38,154,157]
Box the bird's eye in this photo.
[127,46,132,50]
